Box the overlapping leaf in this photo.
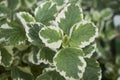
[56,4,83,34]
[36,70,65,80]
[24,0,37,8]
[38,47,56,64]
[53,47,86,80]
[69,21,98,48]
[11,66,34,80]
[34,1,57,25]
[83,58,102,80]
[101,8,113,20]
[16,12,35,30]
[0,22,26,45]
[0,48,13,67]
[82,43,96,58]
[26,22,43,47]
[28,46,40,65]
[7,0,21,10]
[39,26,63,50]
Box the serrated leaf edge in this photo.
[53,50,87,80]
[36,50,54,65]
[26,22,43,43]
[70,20,98,48]
[84,43,96,58]
[39,26,63,51]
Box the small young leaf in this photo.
[34,1,57,25]
[83,58,102,80]
[36,70,65,80]
[100,8,113,20]
[11,66,34,80]
[53,47,86,80]
[56,4,83,34]
[92,11,101,22]
[39,26,63,51]
[69,21,98,48]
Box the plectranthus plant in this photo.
[0,0,101,80]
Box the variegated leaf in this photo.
[83,58,102,80]
[0,48,13,67]
[26,22,43,47]
[56,4,83,34]
[34,1,57,25]
[82,43,96,58]
[69,21,98,48]
[0,22,26,45]
[11,66,34,80]
[36,70,65,80]
[53,47,86,80]
[16,12,35,31]
[39,26,63,51]
[38,47,56,64]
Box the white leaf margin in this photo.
[28,49,54,65]
[84,43,96,58]
[25,22,44,43]
[95,60,102,80]
[55,3,83,26]
[36,49,54,65]
[53,50,87,80]
[69,20,98,48]
[34,1,56,16]
[16,12,36,42]
[0,49,14,67]
[39,26,63,51]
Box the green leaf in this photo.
[0,51,1,64]
[36,70,65,80]
[26,22,43,47]
[0,22,26,45]
[0,5,8,19]
[7,0,20,10]
[82,43,96,58]
[38,47,56,64]
[16,12,35,30]
[52,0,64,5]
[92,11,100,22]
[56,4,83,34]
[24,0,37,8]
[53,47,86,80]
[0,73,8,80]
[100,8,113,20]
[83,58,102,80]
[69,21,98,48]
[34,1,57,25]
[105,21,118,40]
[39,26,63,50]
[11,66,34,80]
[106,29,118,40]
[0,48,13,67]
[28,47,40,65]
[96,42,108,59]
